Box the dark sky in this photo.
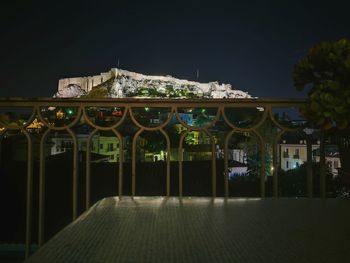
[1,0,350,98]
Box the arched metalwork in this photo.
[1,97,323,256]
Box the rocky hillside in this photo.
[55,68,255,99]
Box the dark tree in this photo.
[293,39,350,178]
[294,39,350,129]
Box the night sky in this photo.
[1,0,350,98]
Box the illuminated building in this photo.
[280,140,341,176]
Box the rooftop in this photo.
[26,197,350,263]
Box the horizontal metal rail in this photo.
[0,97,306,107]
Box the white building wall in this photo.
[50,134,89,155]
[280,143,341,176]
[91,136,121,162]
[280,144,320,171]
[49,134,123,162]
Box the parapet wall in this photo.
[58,70,114,93]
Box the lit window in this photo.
[108,143,114,151]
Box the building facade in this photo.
[280,141,341,176]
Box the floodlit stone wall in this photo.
[58,71,113,93]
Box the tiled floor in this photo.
[26,197,350,263]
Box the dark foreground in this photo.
[26,197,350,263]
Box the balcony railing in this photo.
[283,152,289,158]
[0,97,330,258]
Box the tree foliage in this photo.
[293,39,350,130]
[245,120,277,178]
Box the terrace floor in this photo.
[25,197,350,263]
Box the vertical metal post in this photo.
[272,140,278,197]
[111,129,123,199]
[131,138,136,197]
[260,136,266,198]
[0,133,3,167]
[224,132,232,199]
[38,130,49,247]
[118,135,123,199]
[158,129,171,197]
[24,130,33,259]
[319,131,326,198]
[86,129,97,209]
[306,135,313,198]
[67,129,78,220]
[162,129,171,197]
[178,149,183,198]
[178,132,187,198]
[166,145,170,197]
[211,135,216,198]
[132,129,143,197]
[132,138,136,197]
[73,148,78,220]
[86,137,91,209]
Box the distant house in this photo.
[50,134,127,163]
[313,145,341,176]
[280,140,341,176]
[280,140,319,170]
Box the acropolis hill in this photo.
[56,68,254,99]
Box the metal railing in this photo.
[283,152,289,158]
[0,97,324,258]
[293,154,300,159]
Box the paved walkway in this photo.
[26,197,350,263]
